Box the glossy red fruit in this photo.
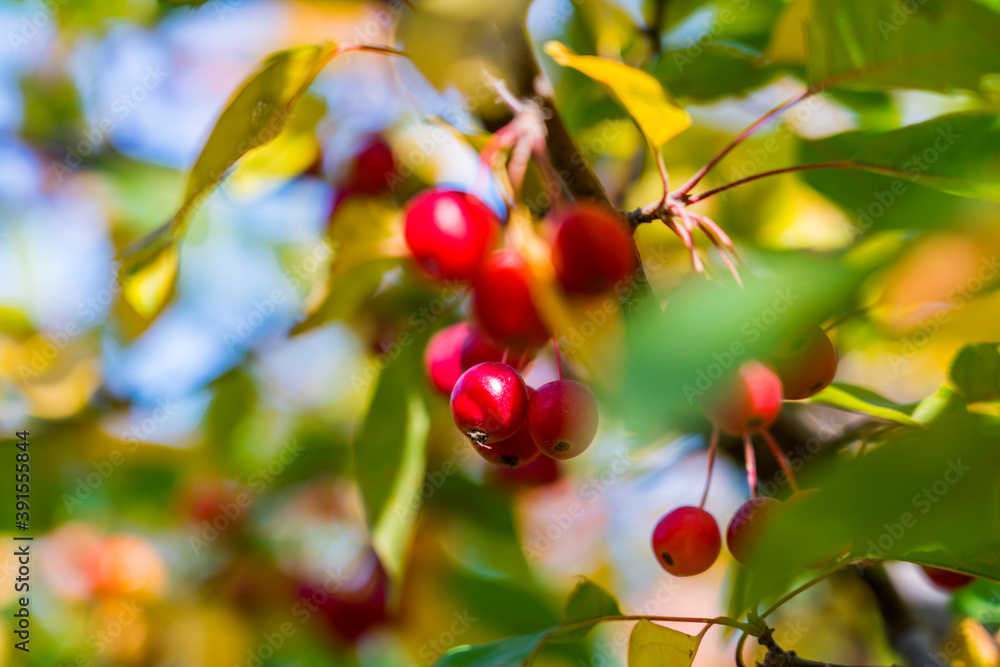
[921,565,975,591]
[346,136,396,195]
[472,388,541,468]
[702,361,783,435]
[651,506,721,576]
[770,326,837,400]
[424,322,470,395]
[551,204,636,295]
[472,250,550,348]
[297,552,389,643]
[460,327,536,372]
[404,190,499,282]
[491,453,562,488]
[527,380,599,459]
[726,497,781,566]
[451,362,529,445]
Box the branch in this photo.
[856,565,938,667]
[505,23,658,315]
[684,162,856,204]
[754,628,901,667]
[645,0,670,55]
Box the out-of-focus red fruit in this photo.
[771,326,838,400]
[551,204,636,295]
[651,506,721,576]
[527,380,599,460]
[491,453,562,488]
[921,565,975,591]
[184,478,245,526]
[450,362,529,445]
[701,361,783,435]
[90,535,167,596]
[296,552,389,643]
[470,388,541,468]
[345,136,396,196]
[726,497,782,566]
[424,322,471,395]
[459,327,535,371]
[472,250,550,348]
[404,190,500,282]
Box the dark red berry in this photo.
[527,380,599,460]
[702,361,783,435]
[651,506,721,576]
[491,453,562,488]
[296,551,388,643]
[551,204,636,295]
[424,323,470,395]
[345,136,396,196]
[471,387,541,468]
[770,326,837,400]
[921,565,974,591]
[404,190,499,281]
[472,250,550,348]
[726,497,781,566]
[450,362,529,445]
[459,327,535,372]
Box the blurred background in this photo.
[2,0,1000,665]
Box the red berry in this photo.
[450,362,529,445]
[345,136,396,196]
[702,361,783,435]
[770,327,837,400]
[491,454,562,488]
[726,497,781,566]
[551,204,636,295]
[472,250,550,348]
[920,565,974,591]
[296,551,388,643]
[471,388,541,468]
[404,190,499,282]
[424,323,470,395]
[651,506,721,576]
[459,327,535,371]
[527,380,599,460]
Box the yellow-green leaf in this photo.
[807,383,922,427]
[544,41,690,149]
[119,41,340,320]
[627,620,700,667]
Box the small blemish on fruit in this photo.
[661,552,674,566]
[468,430,489,446]
[554,441,570,452]
[500,455,519,467]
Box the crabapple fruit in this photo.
[527,380,599,460]
[771,326,837,400]
[450,362,529,445]
[472,250,550,348]
[726,496,781,567]
[702,361,783,435]
[551,204,636,295]
[651,506,721,576]
[404,190,499,281]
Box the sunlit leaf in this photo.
[807,383,921,426]
[545,41,691,149]
[434,630,551,667]
[652,44,776,102]
[795,0,1000,92]
[627,620,700,667]
[844,113,1000,203]
[355,341,430,591]
[556,577,621,641]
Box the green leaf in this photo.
[796,0,1000,92]
[557,578,621,641]
[950,343,1000,402]
[119,42,341,320]
[434,631,551,667]
[354,344,430,589]
[544,41,691,149]
[849,113,1000,203]
[652,44,777,102]
[736,411,1000,612]
[807,383,921,426]
[627,620,701,667]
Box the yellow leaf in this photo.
[627,620,701,667]
[764,0,813,65]
[121,230,179,319]
[544,41,690,149]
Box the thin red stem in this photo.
[685,162,855,204]
[674,89,814,198]
[699,425,719,509]
[553,338,563,380]
[760,429,800,493]
[743,433,758,498]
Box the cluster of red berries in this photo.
[408,189,636,468]
[651,326,839,576]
